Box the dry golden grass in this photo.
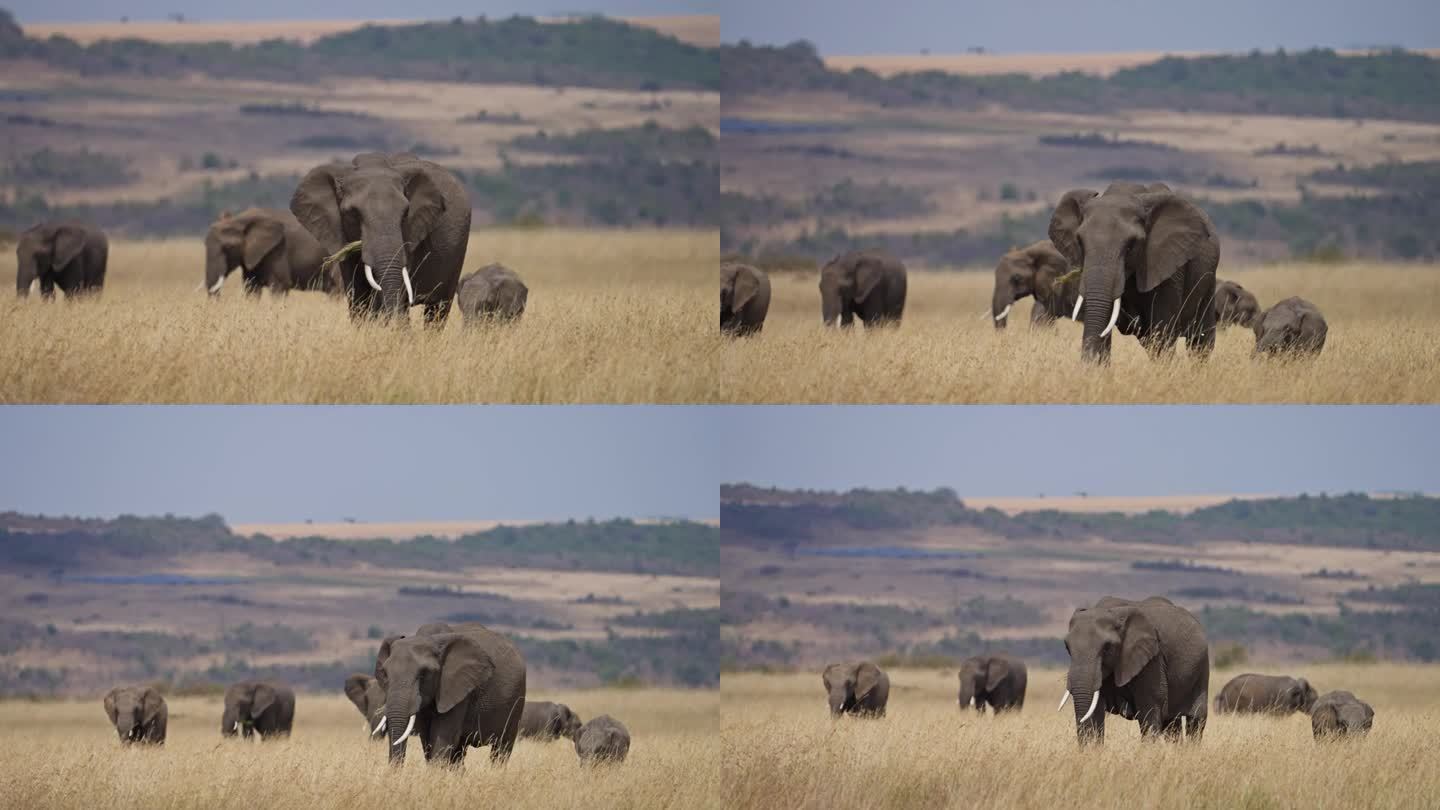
[718,263,1440,403]
[1,229,717,403]
[0,689,718,810]
[722,665,1440,810]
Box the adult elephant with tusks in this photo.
[291,152,471,325]
[819,251,906,328]
[203,208,332,297]
[1061,596,1208,745]
[1049,182,1218,361]
[344,673,387,739]
[222,680,295,740]
[16,221,107,299]
[990,240,1077,329]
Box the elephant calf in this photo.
[344,673,386,738]
[1215,673,1317,715]
[17,221,108,299]
[721,262,771,336]
[573,715,630,765]
[1254,296,1327,356]
[822,661,890,718]
[104,684,167,745]
[957,654,1027,714]
[1311,691,1374,739]
[520,700,583,742]
[222,679,295,740]
[820,251,907,328]
[457,263,528,324]
[1214,279,1261,328]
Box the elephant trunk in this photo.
[992,285,1014,330]
[203,231,230,296]
[820,284,842,327]
[385,683,417,765]
[1067,660,1104,744]
[361,231,412,321]
[1080,259,1124,362]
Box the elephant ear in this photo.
[437,635,496,715]
[1048,190,1097,267]
[291,164,347,251]
[252,683,277,717]
[374,634,405,687]
[103,688,119,723]
[731,267,760,313]
[1116,611,1161,687]
[854,662,883,702]
[1139,192,1211,294]
[401,169,447,250]
[852,258,886,305]
[242,216,285,269]
[52,226,87,269]
[343,674,371,712]
[984,658,1011,693]
[141,688,164,725]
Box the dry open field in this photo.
[721,664,1439,810]
[716,262,1440,403]
[0,689,719,810]
[823,48,1440,77]
[1,229,717,403]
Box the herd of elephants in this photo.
[826,596,1374,742]
[721,181,1330,360]
[100,621,631,767]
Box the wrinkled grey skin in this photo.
[103,685,167,746]
[204,208,334,298]
[819,251,907,328]
[957,654,1028,714]
[344,673,387,739]
[1215,673,1317,715]
[1213,279,1261,328]
[721,262,771,336]
[822,661,890,717]
[1311,690,1374,740]
[17,221,108,299]
[1049,182,1218,361]
[374,626,526,768]
[991,241,1078,329]
[573,714,630,765]
[1064,596,1209,745]
[520,700,583,742]
[291,152,471,325]
[456,263,528,324]
[221,680,295,740]
[1253,296,1327,356]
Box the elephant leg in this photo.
[488,704,523,764]
[427,709,471,768]
[242,272,264,298]
[39,276,56,300]
[423,298,452,328]
[416,715,435,761]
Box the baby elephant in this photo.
[1214,279,1261,328]
[457,263,528,324]
[573,714,630,764]
[343,673,386,738]
[520,700,583,741]
[1254,296,1327,355]
[957,654,1027,714]
[721,262,771,336]
[1311,690,1374,739]
[222,679,295,740]
[1215,673,1317,715]
[822,661,890,717]
[103,684,167,745]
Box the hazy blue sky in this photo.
[722,0,1439,54]
[8,1,717,23]
[0,407,717,522]
[715,407,1440,497]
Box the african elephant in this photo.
[991,241,1078,329]
[1062,596,1209,744]
[375,626,527,767]
[204,208,333,297]
[721,262,771,336]
[819,251,906,328]
[519,700,583,741]
[103,684,167,745]
[957,654,1027,714]
[457,263,528,324]
[1311,691,1374,739]
[345,673,387,738]
[292,152,471,324]
[1213,279,1260,328]
[1253,296,1327,355]
[573,715,630,765]
[221,680,295,740]
[1214,673,1317,715]
[1049,182,1218,361]
[16,221,107,299]
[822,661,890,717]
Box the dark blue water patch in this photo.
[797,546,977,560]
[720,117,851,135]
[66,573,244,586]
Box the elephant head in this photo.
[822,662,883,716]
[720,264,760,326]
[17,222,88,297]
[222,681,283,738]
[1063,604,1160,742]
[104,686,164,743]
[291,153,449,318]
[819,255,877,326]
[991,241,1070,328]
[1288,678,1319,713]
[1312,692,1374,738]
[957,656,1011,711]
[1049,183,1215,359]
[204,209,286,295]
[344,673,387,734]
[375,632,499,765]
[1215,280,1260,328]
[1254,297,1327,355]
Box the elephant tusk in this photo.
[994,304,1011,322]
[1058,692,1069,712]
[1078,693,1100,724]
[233,721,240,733]
[393,715,416,747]
[209,275,225,294]
[401,267,415,306]
[372,717,387,736]
[364,264,382,292]
[1072,295,1084,321]
[969,696,977,709]
[1099,298,1122,337]
[1181,716,1188,741]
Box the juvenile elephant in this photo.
[822,661,890,717]
[1311,691,1374,739]
[1253,296,1327,355]
[573,715,630,765]
[1214,673,1317,715]
[721,262,771,336]
[292,152,471,325]
[344,673,387,738]
[1213,279,1260,328]
[456,263,528,324]
[819,251,906,328]
[519,700,583,741]
[1062,596,1209,745]
[222,680,295,740]
[990,241,1078,329]
[204,208,332,297]
[375,626,526,767]
[1049,182,1218,361]
[957,654,1027,714]
[17,221,108,299]
[103,684,167,745]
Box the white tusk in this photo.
[392,715,416,747]
[233,721,240,732]
[994,304,1012,322]
[209,275,225,294]
[1079,693,1100,724]
[372,717,387,736]
[969,696,976,709]
[1072,295,1084,321]
[1099,298,1122,337]
[834,315,842,327]
[1058,692,1070,712]
[401,267,414,306]
[1181,715,1188,741]
[364,264,382,292]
